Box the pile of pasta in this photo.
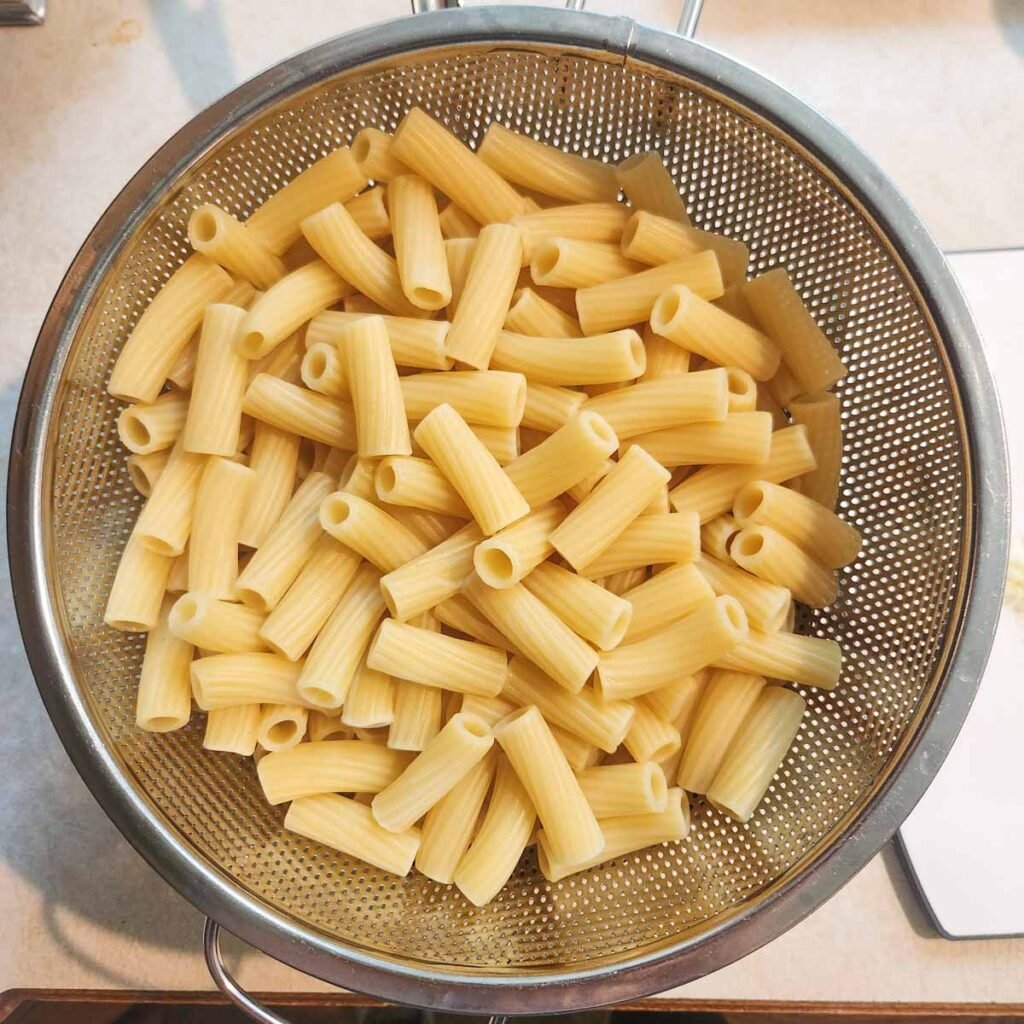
[105,107,860,906]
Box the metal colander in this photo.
[8,5,1009,1018]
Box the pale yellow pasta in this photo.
[519,384,584,436]
[181,304,249,455]
[494,705,604,866]
[491,329,645,387]
[413,404,529,536]
[602,566,647,596]
[465,576,597,694]
[700,514,740,561]
[707,686,806,822]
[320,493,427,572]
[248,329,305,385]
[389,680,443,752]
[259,535,361,660]
[576,252,723,336]
[301,342,346,398]
[352,128,410,182]
[732,525,837,608]
[374,457,469,517]
[166,548,189,594]
[131,440,205,557]
[505,287,583,338]
[457,423,519,466]
[342,657,397,729]
[642,673,707,725]
[621,210,749,285]
[445,223,522,369]
[168,592,268,654]
[188,204,288,289]
[109,254,234,403]
[538,787,690,882]
[438,201,481,239]
[503,411,618,508]
[286,793,420,876]
[297,563,385,709]
[789,391,842,509]
[628,412,774,468]
[669,425,817,521]
[457,695,514,728]
[257,704,309,752]
[453,754,536,906]
[578,762,668,819]
[344,294,388,315]
[565,457,613,504]
[502,656,634,753]
[135,596,193,731]
[698,553,792,634]
[307,310,452,371]
[242,374,356,449]
[522,561,632,651]
[300,202,424,318]
[585,368,729,440]
[623,702,681,763]
[246,146,367,254]
[235,261,348,359]
[307,711,351,742]
[372,712,494,832]
[434,595,517,653]
[444,238,476,317]
[512,203,630,262]
[399,370,526,428]
[596,595,748,701]
[345,186,391,240]
[117,390,190,455]
[621,562,714,642]
[125,450,169,499]
[190,652,303,710]
[188,458,254,599]
[203,705,261,756]
[416,748,497,884]
[234,472,334,612]
[473,501,566,589]
[639,326,691,381]
[715,629,841,690]
[531,238,643,289]
[389,174,451,311]
[743,269,847,394]
[726,367,758,413]
[615,151,691,223]
[238,424,301,549]
[391,108,525,225]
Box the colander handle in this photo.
[204,918,509,1024]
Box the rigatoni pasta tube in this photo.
[413,404,529,536]
[203,705,261,756]
[339,315,412,457]
[505,288,583,338]
[552,726,601,772]
[238,424,300,548]
[578,762,668,819]
[677,671,765,793]
[513,203,629,262]
[236,261,348,359]
[416,749,497,883]
[117,391,190,455]
[307,311,452,371]
[390,107,525,225]
[531,238,643,289]
[454,754,536,906]
[307,711,350,742]
[789,391,842,509]
[538,788,690,882]
[616,151,690,223]
[344,186,391,240]
[700,511,736,561]
[491,329,645,387]
[188,457,254,599]
[707,686,806,822]
[320,493,427,572]
[503,411,618,508]
[135,596,193,732]
[502,657,634,753]
[126,450,169,498]
[445,223,522,369]
[105,543,172,632]
[374,457,469,517]
[550,446,670,571]
[576,252,723,336]
[623,703,681,763]
[434,596,517,653]
[257,704,308,752]
[168,591,268,654]
[301,342,346,397]
[640,326,691,381]
[389,680,443,752]
[621,562,714,642]
[743,269,846,394]
[444,238,475,317]
[243,374,356,449]
[190,653,302,710]
[132,439,205,556]
[342,658,396,730]
[352,127,410,182]
[399,370,526,428]
[596,595,748,701]
[389,174,451,310]
[714,630,842,690]
[438,201,480,239]
[372,712,494,832]
[109,254,234,403]
[621,211,749,285]
[286,794,420,876]
[731,525,837,608]
[187,204,287,289]
[494,705,604,866]
[367,618,507,697]
[234,472,334,612]
[473,502,566,589]
[697,553,792,633]
[297,563,385,709]
[643,674,707,725]
[182,303,249,456]
[465,576,597,694]
[628,412,773,467]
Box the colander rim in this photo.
[7,5,1009,1014]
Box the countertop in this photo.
[2,0,1022,1005]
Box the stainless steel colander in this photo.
[7,3,1010,1019]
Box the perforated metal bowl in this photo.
[7,5,1009,1017]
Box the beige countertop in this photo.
[1,0,1022,1004]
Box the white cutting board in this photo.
[898,248,1024,939]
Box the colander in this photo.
[7,2,1010,1021]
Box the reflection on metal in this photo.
[0,0,44,26]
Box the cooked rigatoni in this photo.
[374,457,469,517]
[257,704,308,752]
[513,203,630,262]
[308,310,452,371]
[697,553,792,633]
[188,458,254,599]
[203,705,261,756]
[615,151,691,223]
[714,630,842,690]
[242,374,356,449]
[623,702,681,763]
[579,511,700,578]
[531,238,643,289]
[187,204,287,289]
[135,596,193,732]
[399,370,526,428]
[352,128,410,182]
[701,513,740,561]
[731,525,837,608]
[389,174,451,311]
[169,592,268,654]
[621,562,713,642]
[190,652,303,710]
[345,186,391,240]
[301,342,346,398]
[125,450,169,498]
[117,390,190,455]
[578,762,668,819]
[491,329,645,387]
[789,391,843,509]
[520,383,586,435]
[131,439,205,557]
[628,412,773,468]
[388,680,443,752]
[319,493,427,572]
[506,287,583,338]
[238,423,300,549]
[640,326,691,381]
[444,238,476,317]
[438,201,481,239]
[473,502,566,589]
